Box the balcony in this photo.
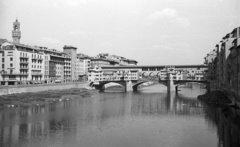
[20,61,29,64]
[32,72,43,76]
[9,78,17,81]
[20,56,29,59]
[50,60,64,63]
[1,72,28,76]
[20,66,29,70]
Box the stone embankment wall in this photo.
[0,82,89,95]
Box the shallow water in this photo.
[0,84,239,147]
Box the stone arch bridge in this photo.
[92,78,209,92]
[91,64,208,92]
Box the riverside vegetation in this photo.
[198,90,232,106]
[0,88,96,109]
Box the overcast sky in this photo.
[0,0,240,65]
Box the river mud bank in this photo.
[0,88,97,109]
[198,90,231,106]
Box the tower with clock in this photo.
[12,19,21,44]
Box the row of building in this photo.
[204,26,240,104]
[87,65,207,86]
[0,20,137,85]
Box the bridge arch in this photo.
[142,72,147,77]
[99,81,126,87]
[174,80,209,91]
[132,81,149,91]
[149,72,158,77]
[133,80,169,91]
[142,72,154,77]
[156,72,161,77]
[93,81,127,91]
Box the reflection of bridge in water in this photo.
[130,91,204,115]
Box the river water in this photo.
[0,84,240,147]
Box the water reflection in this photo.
[203,104,240,147]
[0,84,239,147]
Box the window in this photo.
[2,58,4,62]
[10,63,13,67]
[10,57,13,61]
[2,64,4,68]
[7,52,13,56]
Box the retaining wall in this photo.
[0,82,89,95]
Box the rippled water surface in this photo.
[1,84,240,147]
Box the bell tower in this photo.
[12,19,21,44]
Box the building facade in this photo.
[63,45,78,81]
[76,56,84,81]
[0,19,139,85]
[0,42,44,85]
[77,53,92,81]
[204,26,240,105]
[88,66,139,84]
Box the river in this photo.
[0,84,240,147]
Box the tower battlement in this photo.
[12,19,21,43]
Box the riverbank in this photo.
[0,82,89,95]
[197,90,232,106]
[0,88,97,109]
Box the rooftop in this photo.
[63,45,77,49]
[101,64,207,69]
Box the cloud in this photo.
[174,18,191,27]
[153,44,160,48]
[64,0,81,7]
[53,0,88,7]
[227,22,233,27]
[39,37,60,44]
[100,41,114,48]
[148,8,177,20]
[68,31,85,36]
[147,8,191,27]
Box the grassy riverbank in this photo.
[0,88,96,109]
[197,90,231,105]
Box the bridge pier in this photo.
[123,80,134,92]
[126,81,133,92]
[133,86,138,91]
[167,73,175,92]
[175,86,178,92]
